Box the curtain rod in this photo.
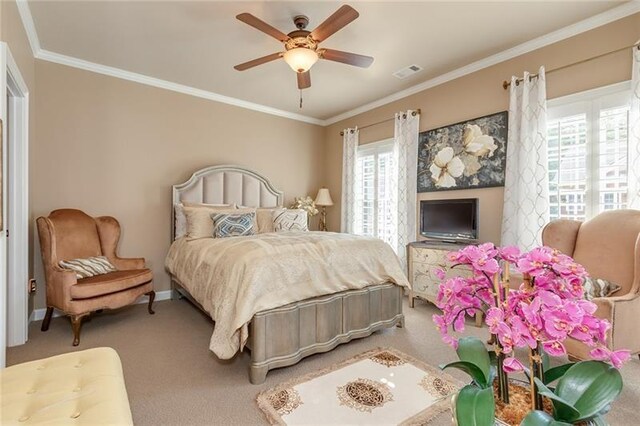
[502,42,640,90]
[339,109,421,136]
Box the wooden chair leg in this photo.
[41,307,54,331]
[146,290,156,315]
[70,314,86,346]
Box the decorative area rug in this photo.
[256,348,461,425]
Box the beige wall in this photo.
[2,0,37,312]
[32,60,325,309]
[324,13,640,243]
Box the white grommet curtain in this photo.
[340,127,359,233]
[501,66,550,251]
[629,44,640,209]
[393,110,420,267]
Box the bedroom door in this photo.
[0,43,30,367]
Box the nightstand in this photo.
[407,241,483,327]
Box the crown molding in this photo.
[323,1,640,125]
[15,0,640,128]
[15,0,40,55]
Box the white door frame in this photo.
[0,42,30,367]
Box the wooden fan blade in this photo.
[234,52,283,71]
[297,71,311,89]
[310,5,359,43]
[319,49,373,68]
[236,13,290,42]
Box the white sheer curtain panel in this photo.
[629,45,640,209]
[392,110,420,267]
[501,66,550,250]
[340,127,359,233]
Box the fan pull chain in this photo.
[299,90,303,109]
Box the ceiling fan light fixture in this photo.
[283,48,319,73]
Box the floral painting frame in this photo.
[417,111,508,192]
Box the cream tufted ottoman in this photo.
[1,347,133,425]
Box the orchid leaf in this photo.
[533,378,581,422]
[520,410,572,426]
[554,361,623,422]
[455,337,491,387]
[455,385,495,426]
[440,361,489,388]
[543,363,575,385]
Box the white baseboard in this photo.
[29,290,173,322]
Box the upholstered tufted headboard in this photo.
[171,165,284,239]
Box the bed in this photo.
[166,165,408,384]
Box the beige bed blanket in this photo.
[165,231,410,359]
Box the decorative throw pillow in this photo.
[184,206,250,240]
[273,209,308,232]
[175,202,235,239]
[211,212,256,238]
[59,256,117,279]
[582,277,621,300]
[256,208,285,233]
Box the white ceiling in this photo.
[27,1,629,121]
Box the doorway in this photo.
[1,43,30,367]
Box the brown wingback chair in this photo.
[542,209,640,360]
[37,209,155,346]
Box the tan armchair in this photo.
[542,209,640,360]
[37,209,155,346]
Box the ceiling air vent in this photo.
[393,64,423,80]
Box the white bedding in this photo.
[165,231,410,359]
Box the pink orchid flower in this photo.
[609,349,631,369]
[498,246,521,263]
[485,307,504,333]
[495,323,515,354]
[503,356,525,373]
[517,247,553,276]
[542,340,566,357]
[510,316,537,349]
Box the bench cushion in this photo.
[71,269,153,299]
[1,347,133,425]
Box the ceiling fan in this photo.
[234,5,374,91]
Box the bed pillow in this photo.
[175,202,235,238]
[256,207,285,233]
[583,277,621,300]
[211,212,256,238]
[59,256,117,279]
[184,206,251,240]
[273,209,308,232]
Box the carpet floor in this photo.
[7,298,640,426]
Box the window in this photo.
[354,139,396,247]
[547,83,631,221]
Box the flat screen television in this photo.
[420,198,478,242]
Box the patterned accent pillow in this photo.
[583,277,621,300]
[59,256,117,279]
[211,212,256,238]
[273,209,308,232]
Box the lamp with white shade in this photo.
[315,188,334,231]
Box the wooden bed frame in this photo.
[170,165,404,384]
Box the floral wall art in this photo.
[417,111,508,192]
